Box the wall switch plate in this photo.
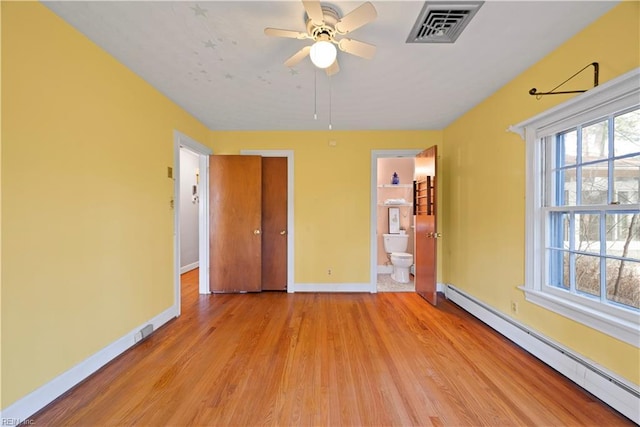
[167,166,173,178]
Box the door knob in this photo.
[254,229,261,235]
[280,230,287,235]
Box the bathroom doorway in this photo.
[370,150,421,292]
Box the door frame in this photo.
[370,150,422,293]
[241,150,295,293]
[173,131,213,315]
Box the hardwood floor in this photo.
[32,269,631,426]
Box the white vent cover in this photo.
[407,1,484,43]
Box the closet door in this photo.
[209,155,262,293]
[261,157,288,290]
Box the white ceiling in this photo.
[43,1,618,131]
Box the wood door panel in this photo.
[261,157,288,291]
[414,146,438,305]
[209,155,262,293]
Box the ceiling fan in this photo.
[264,0,377,76]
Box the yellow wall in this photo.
[442,2,640,384]
[1,2,209,408]
[210,131,443,284]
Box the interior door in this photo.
[209,155,262,293]
[414,146,438,305]
[261,157,288,290]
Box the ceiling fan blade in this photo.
[302,0,324,26]
[326,59,340,76]
[338,38,376,60]
[264,28,308,40]
[284,46,311,68]
[335,2,377,34]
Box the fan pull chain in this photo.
[329,77,332,130]
[313,70,318,120]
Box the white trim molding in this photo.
[445,284,640,424]
[509,67,640,347]
[0,307,177,423]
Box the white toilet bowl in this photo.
[390,252,413,283]
[383,234,414,283]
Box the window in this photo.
[512,68,640,347]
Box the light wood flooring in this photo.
[31,269,632,426]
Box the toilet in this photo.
[382,234,414,283]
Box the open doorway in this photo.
[370,150,420,293]
[173,131,212,316]
[178,147,200,298]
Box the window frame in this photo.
[511,67,640,347]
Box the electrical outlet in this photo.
[327,269,332,276]
[511,301,519,314]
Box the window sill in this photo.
[521,287,640,348]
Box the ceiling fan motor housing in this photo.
[306,5,340,41]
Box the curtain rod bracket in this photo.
[529,62,599,99]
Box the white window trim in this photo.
[510,67,640,348]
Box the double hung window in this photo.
[513,68,639,346]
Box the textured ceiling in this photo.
[43,1,618,131]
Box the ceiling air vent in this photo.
[407,1,484,44]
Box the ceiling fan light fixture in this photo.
[309,40,337,69]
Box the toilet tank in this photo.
[383,233,409,253]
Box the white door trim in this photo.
[240,150,295,293]
[174,131,213,313]
[370,150,421,293]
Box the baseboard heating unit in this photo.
[444,284,639,424]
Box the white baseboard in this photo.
[0,306,178,423]
[377,265,393,274]
[180,261,198,274]
[444,284,640,424]
[292,283,372,292]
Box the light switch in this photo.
[167,167,173,179]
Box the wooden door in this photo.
[261,157,288,291]
[414,146,438,305]
[209,155,262,293]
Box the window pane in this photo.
[614,109,640,157]
[548,249,570,289]
[581,162,608,205]
[606,259,640,309]
[613,155,639,204]
[576,213,600,254]
[558,130,577,166]
[575,254,601,297]
[548,212,570,249]
[555,168,577,206]
[606,213,640,260]
[582,120,609,162]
